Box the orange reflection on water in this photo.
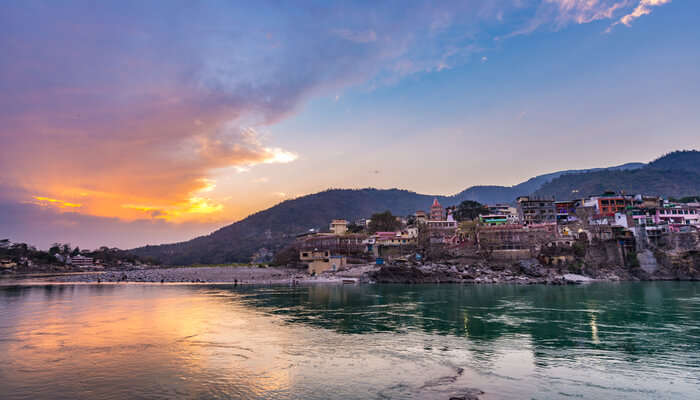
[1,285,294,398]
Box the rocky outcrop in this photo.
[369,265,462,284]
[518,259,547,277]
[370,262,599,285]
[653,249,700,280]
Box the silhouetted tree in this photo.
[368,211,402,233]
[346,223,365,234]
[454,201,489,222]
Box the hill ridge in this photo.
[130,157,684,264]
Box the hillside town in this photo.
[6,192,699,284]
[288,192,700,282]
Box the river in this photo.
[0,282,698,399]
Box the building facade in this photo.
[300,249,347,275]
[329,219,349,235]
[70,255,94,267]
[517,196,556,224]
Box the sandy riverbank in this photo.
[22,265,369,285]
[41,266,305,284]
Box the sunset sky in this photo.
[2,0,699,249]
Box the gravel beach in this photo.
[48,266,309,284]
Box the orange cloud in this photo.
[122,194,224,221]
[31,196,83,209]
[2,93,297,223]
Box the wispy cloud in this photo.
[504,0,671,37]
[608,0,671,31]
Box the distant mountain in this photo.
[534,151,700,200]
[129,158,655,265]
[453,162,643,204]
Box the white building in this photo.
[70,255,94,267]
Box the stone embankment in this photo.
[370,259,620,285]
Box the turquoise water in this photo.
[0,282,698,399]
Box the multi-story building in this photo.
[554,200,578,222]
[476,223,558,258]
[621,205,699,232]
[485,204,519,224]
[363,230,418,256]
[487,204,517,216]
[413,199,458,243]
[413,211,427,224]
[427,211,458,243]
[70,255,94,267]
[583,192,632,216]
[299,249,347,275]
[297,233,367,254]
[329,219,348,235]
[655,206,699,227]
[516,196,556,224]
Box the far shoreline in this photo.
[3,263,694,287]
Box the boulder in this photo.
[518,259,545,277]
[562,273,594,284]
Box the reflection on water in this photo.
[0,282,698,399]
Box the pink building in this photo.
[655,207,699,227]
[625,206,700,232]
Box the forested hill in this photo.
[129,153,698,265]
[534,151,700,200]
[130,189,456,265]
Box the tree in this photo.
[459,220,478,244]
[346,223,365,234]
[368,211,402,233]
[406,214,417,226]
[271,245,300,267]
[454,200,489,222]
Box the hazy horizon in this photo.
[0,152,670,250]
